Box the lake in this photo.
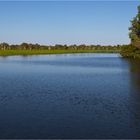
[0,53,140,139]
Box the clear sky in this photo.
[0,1,139,45]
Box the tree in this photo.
[129,5,140,48]
[20,43,29,50]
[0,42,9,50]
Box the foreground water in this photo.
[0,53,140,139]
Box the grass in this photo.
[0,49,120,56]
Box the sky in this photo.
[0,1,139,45]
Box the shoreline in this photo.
[0,50,120,56]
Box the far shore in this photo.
[0,50,120,56]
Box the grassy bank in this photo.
[0,49,120,56]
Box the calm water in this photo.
[0,53,140,139]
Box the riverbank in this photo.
[120,45,140,59]
[121,52,140,58]
[0,50,120,56]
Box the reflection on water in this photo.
[126,59,140,136]
[128,59,140,90]
[0,54,140,139]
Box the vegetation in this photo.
[120,45,140,58]
[0,43,121,56]
[121,5,140,58]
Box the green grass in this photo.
[0,49,120,56]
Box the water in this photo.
[0,53,140,139]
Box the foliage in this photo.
[120,45,140,58]
[0,49,121,56]
[0,42,122,50]
[129,6,140,48]
[121,5,140,58]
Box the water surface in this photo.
[0,53,140,139]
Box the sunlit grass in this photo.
[0,49,120,56]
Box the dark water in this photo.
[0,53,140,139]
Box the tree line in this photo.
[0,42,124,51]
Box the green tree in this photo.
[129,6,140,48]
[0,42,9,50]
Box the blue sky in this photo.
[0,1,139,45]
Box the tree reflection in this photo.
[126,58,140,137]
